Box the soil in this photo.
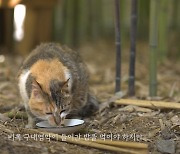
[0,41,180,154]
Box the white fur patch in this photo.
[18,70,30,107]
[54,107,58,112]
[64,69,72,92]
[60,111,68,118]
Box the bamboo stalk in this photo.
[72,0,79,47]
[63,137,141,154]
[30,129,147,154]
[115,99,180,110]
[171,0,179,29]
[89,0,99,41]
[77,0,88,44]
[120,0,130,42]
[114,0,121,92]
[128,0,138,96]
[92,139,148,149]
[53,0,63,41]
[64,0,74,46]
[149,0,159,97]
[137,0,149,39]
[176,0,180,28]
[158,0,168,60]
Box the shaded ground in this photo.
[0,41,180,153]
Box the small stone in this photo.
[156,139,175,154]
[161,127,175,139]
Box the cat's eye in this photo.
[46,112,52,115]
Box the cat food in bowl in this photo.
[36,119,84,134]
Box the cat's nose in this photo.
[54,112,61,125]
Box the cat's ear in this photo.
[31,80,44,101]
[62,78,70,88]
[61,78,70,92]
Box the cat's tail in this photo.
[79,93,99,117]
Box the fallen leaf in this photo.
[148,128,160,138]
[171,115,180,125]
[171,125,180,135]
[137,111,160,117]
[99,91,126,113]
[112,114,121,124]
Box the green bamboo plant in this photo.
[64,0,75,46]
[158,0,168,60]
[128,0,138,96]
[77,0,88,45]
[149,0,159,97]
[114,0,121,92]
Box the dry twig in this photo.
[115,99,180,110]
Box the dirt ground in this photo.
[0,42,180,154]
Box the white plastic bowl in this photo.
[36,119,84,134]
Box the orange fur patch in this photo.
[29,100,45,115]
[29,97,55,115]
[30,58,68,94]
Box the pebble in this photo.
[156,139,175,154]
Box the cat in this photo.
[18,43,99,128]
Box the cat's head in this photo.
[29,79,72,126]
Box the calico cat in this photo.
[18,43,99,128]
